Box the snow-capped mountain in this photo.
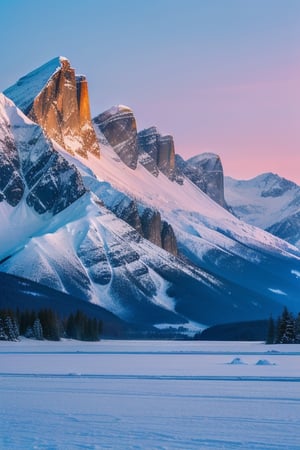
[225,173,300,248]
[1,57,300,335]
[2,91,282,331]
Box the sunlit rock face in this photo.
[137,127,176,180]
[4,57,100,158]
[93,105,138,169]
[176,153,227,208]
[75,75,100,157]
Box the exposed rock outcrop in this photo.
[4,57,100,158]
[161,222,178,255]
[138,127,177,181]
[93,105,138,169]
[89,181,178,256]
[138,150,159,177]
[0,93,86,215]
[112,201,178,256]
[112,198,143,236]
[176,153,227,208]
[141,208,163,248]
[138,127,160,168]
[157,135,175,178]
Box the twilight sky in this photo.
[0,0,299,183]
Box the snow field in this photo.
[1,340,300,449]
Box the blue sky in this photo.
[1,0,299,182]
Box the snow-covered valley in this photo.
[1,340,300,449]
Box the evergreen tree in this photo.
[266,316,275,344]
[4,316,19,341]
[33,318,44,340]
[98,319,103,337]
[24,326,34,338]
[277,307,290,343]
[93,318,100,341]
[65,311,100,341]
[74,310,85,340]
[19,310,32,335]
[66,313,76,339]
[0,307,102,342]
[295,313,300,344]
[39,309,60,341]
[0,317,8,341]
[281,312,295,344]
[12,317,19,340]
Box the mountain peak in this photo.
[225,172,300,245]
[4,57,100,158]
[137,127,176,180]
[187,153,221,167]
[179,152,227,208]
[4,57,62,114]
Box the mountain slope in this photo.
[225,173,300,248]
[1,93,288,330]
[0,93,86,261]
[0,271,130,337]
[1,57,300,333]
[60,133,300,314]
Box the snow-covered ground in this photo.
[1,340,300,449]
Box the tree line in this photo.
[0,308,102,342]
[266,307,300,344]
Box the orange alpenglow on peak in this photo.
[4,57,100,159]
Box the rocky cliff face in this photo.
[4,57,100,159]
[117,203,178,256]
[176,153,227,208]
[0,93,87,261]
[0,93,86,215]
[93,105,138,169]
[161,221,178,256]
[138,151,160,177]
[157,135,175,178]
[82,172,178,256]
[137,127,159,168]
[103,195,178,256]
[137,127,176,180]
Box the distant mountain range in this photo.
[1,56,299,336]
[225,173,300,249]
